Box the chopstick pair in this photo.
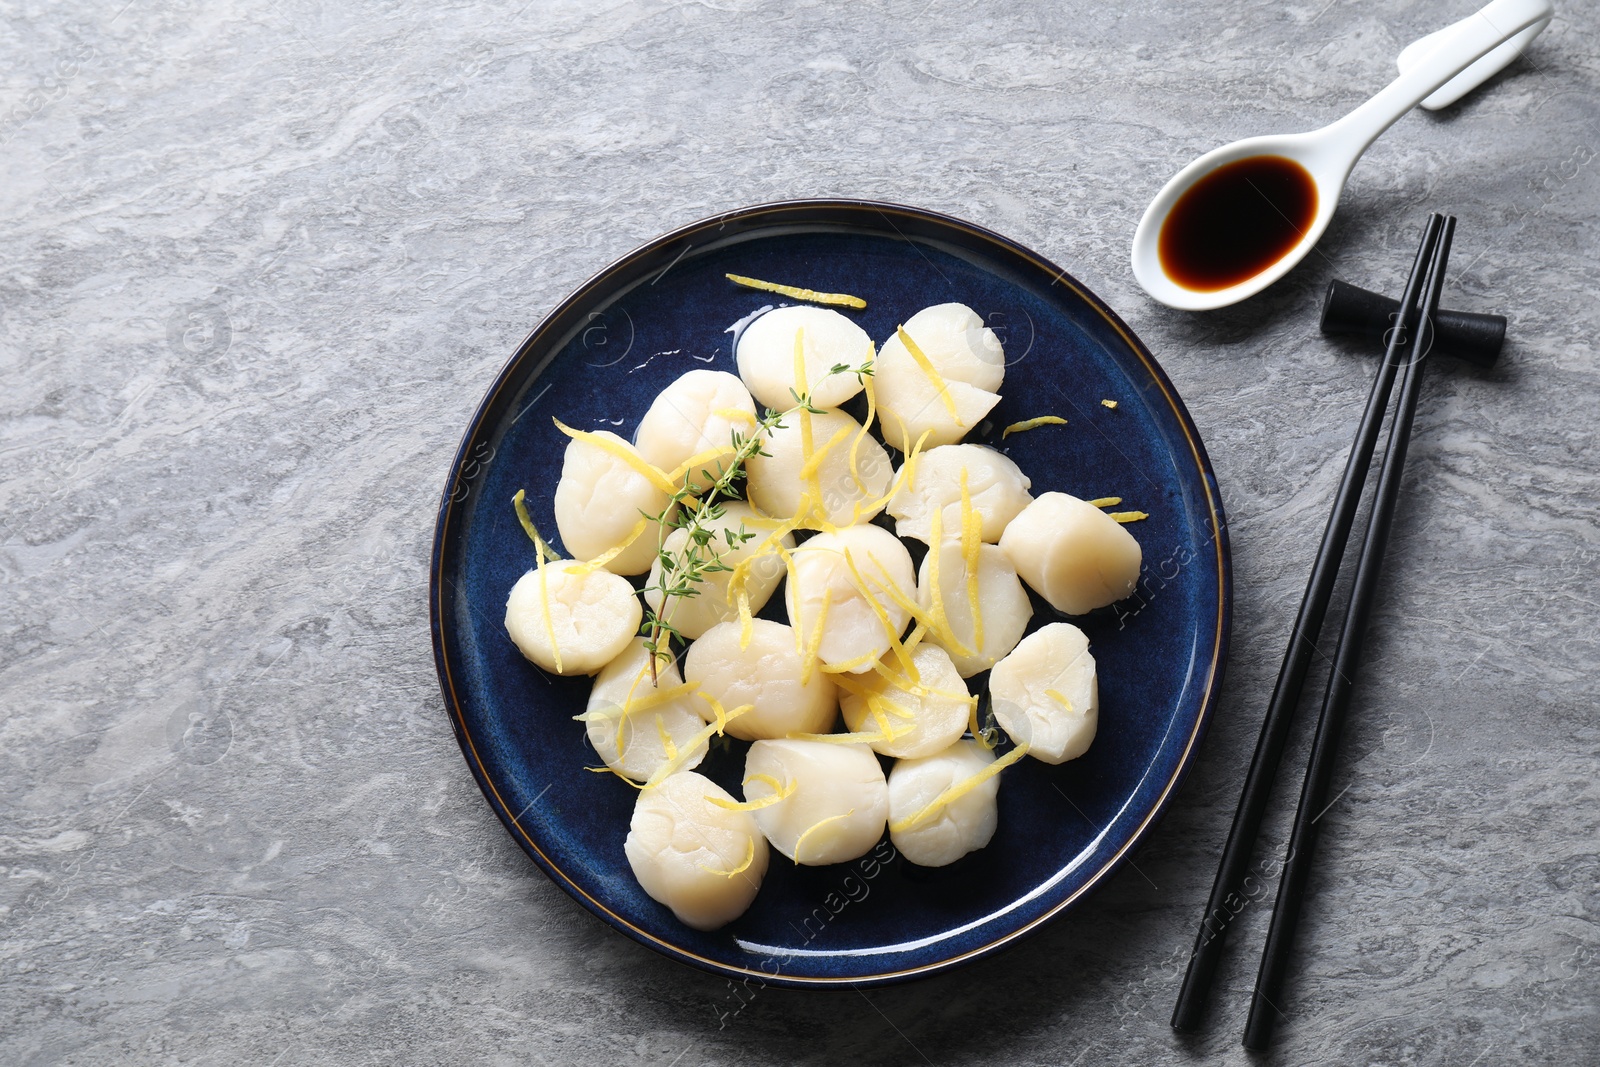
[1171,215,1458,1050]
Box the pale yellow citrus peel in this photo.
[552,418,676,494]
[707,774,795,812]
[889,741,1030,833]
[725,272,866,310]
[1001,415,1067,438]
[697,836,756,878]
[896,326,958,420]
[513,488,565,675]
[959,469,984,650]
[846,365,878,495]
[793,809,857,865]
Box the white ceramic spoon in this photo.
[1130,0,1553,311]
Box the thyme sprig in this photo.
[641,359,874,681]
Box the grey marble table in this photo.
[4,1,1597,1064]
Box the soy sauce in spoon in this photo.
[1132,0,1551,310]
[1157,155,1318,293]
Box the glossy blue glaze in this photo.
[430,200,1230,987]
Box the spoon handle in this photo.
[1322,0,1553,161]
[1398,9,1552,110]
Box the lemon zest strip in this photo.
[1045,688,1074,712]
[959,469,984,651]
[552,418,676,494]
[573,516,649,573]
[515,490,565,675]
[896,326,958,420]
[841,548,918,678]
[1110,511,1149,523]
[792,328,831,527]
[800,587,831,685]
[903,621,927,656]
[782,546,803,655]
[666,444,738,486]
[793,809,856,865]
[656,714,678,763]
[1101,399,1119,409]
[865,698,918,741]
[734,511,789,530]
[843,361,879,501]
[725,272,866,310]
[707,775,795,812]
[889,741,1030,833]
[571,681,699,722]
[536,561,562,674]
[797,424,855,482]
[969,697,991,751]
[698,836,757,878]
[849,427,930,526]
[642,704,751,790]
[923,507,972,656]
[616,661,657,756]
[696,691,751,734]
[585,764,645,789]
[866,692,918,722]
[855,560,941,637]
[837,668,969,707]
[1002,415,1067,438]
[727,519,800,650]
[866,701,896,743]
[512,489,561,560]
[1087,497,1123,508]
[785,730,890,744]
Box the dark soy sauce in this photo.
[1158,155,1318,292]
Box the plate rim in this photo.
[429,197,1232,988]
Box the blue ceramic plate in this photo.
[431,200,1230,987]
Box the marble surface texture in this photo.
[3,1,1597,1064]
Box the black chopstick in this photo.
[1243,216,1456,1052]
[1170,215,1446,1034]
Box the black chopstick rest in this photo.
[1321,278,1504,367]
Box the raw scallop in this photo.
[838,643,972,759]
[875,304,1005,452]
[624,771,769,930]
[684,619,839,741]
[744,738,889,865]
[643,502,794,640]
[988,622,1098,764]
[633,369,758,491]
[887,740,1000,867]
[918,539,1033,678]
[584,638,709,781]
[998,492,1141,615]
[553,429,676,575]
[784,524,916,674]
[886,443,1032,544]
[735,305,872,411]
[504,559,641,676]
[744,408,893,527]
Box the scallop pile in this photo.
[503,283,1145,931]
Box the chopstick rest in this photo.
[1320,278,1505,367]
